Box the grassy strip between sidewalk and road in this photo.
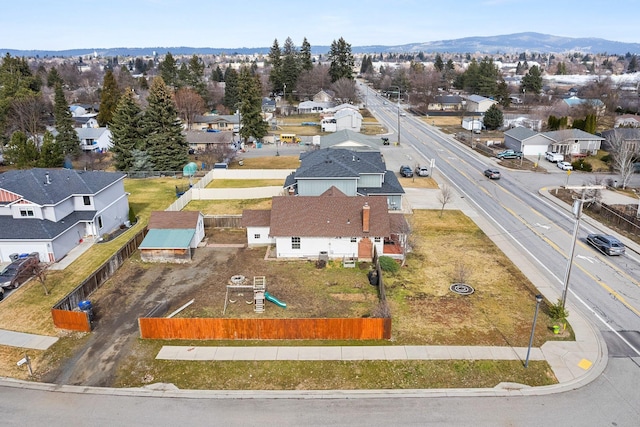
[113,339,556,390]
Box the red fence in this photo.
[50,309,91,332]
[139,317,392,340]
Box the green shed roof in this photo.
[139,228,195,249]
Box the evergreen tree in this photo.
[483,104,503,130]
[434,54,444,72]
[556,62,567,75]
[4,130,39,168]
[299,37,313,71]
[130,148,154,171]
[53,82,80,158]
[521,65,543,94]
[186,54,206,97]
[585,114,597,134]
[496,80,511,107]
[142,77,188,171]
[177,63,189,88]
[268,39,283,94]
[37,130,64,167]
[237,67,269,143]
[46,67,63,88]
[282,37,301,98]
[628,55,638,73]
[328,37,355,83]
[110,90,144,171]
[97,69,121,126]
[211,65,224,82]
[158,52,178,87]
[223,67,239,110]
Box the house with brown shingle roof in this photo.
[242,187,406,261]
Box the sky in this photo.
[1,0,638,51]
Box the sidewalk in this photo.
[0,329,58,350]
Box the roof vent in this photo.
[45,173,50,185]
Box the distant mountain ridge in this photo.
[3,32,640,57]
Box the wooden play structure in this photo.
[223,275,266,314]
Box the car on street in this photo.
[415,166,429,176]
[0,254,40,292]
[399,165,413,177]
[557,161,573,171]
[483,169,501,179]
[586,234,626,256]
[496,150,523,160]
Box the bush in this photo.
[378,256,399,273]
[572,159,592,172]
[548,299,569,322]
[599,154,611,163]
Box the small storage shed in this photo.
[139,211,205,263]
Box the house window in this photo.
[350,237,357,243]
[83,196,91,205]
[254,234,261,239]
[291,237,301,249]
[97,215,103,229]
[374,237,381,243]
[20,209,34,217]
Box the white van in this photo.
[545,152,564,163]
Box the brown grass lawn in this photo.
[184,199,272,215]
[398,177,439,189]
[230,155,299,169]
[205,179,284,188]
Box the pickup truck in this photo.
[496,150,523,160]
[545,152,564,162]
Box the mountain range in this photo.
[3,32,640,58]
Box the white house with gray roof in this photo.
[504,126,555,156]
[77,127,112,152]
[0,169,129,263]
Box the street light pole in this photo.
[525,294,543,368]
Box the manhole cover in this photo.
[450,283,474,295]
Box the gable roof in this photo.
[0,168,125,206]
[504,126,538,141]
[269,187,390,238]
[358,170,405,195]
[468,95,495,103]
[296,148,385,179]
[319,129,382,151]
[241,209,271,227]
[148,211,201,229]
[76,127,110,140]
[541,129,604,143]
[0,210,96,240]
[601,128,640,141]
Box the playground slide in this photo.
[264,291,287,308]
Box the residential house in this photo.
[283,147,405,210]
[561,96,606,113]
[504,126,554,156]
[313,89,334,103]
[542,129,604,157]
[615,114,640,128]
[297,101,332,114]
[192,114,239,132]
[427,95,464,111]
[73,116,99,128]
[77,127,112,152]
[243,187,405,261]
[184,130,235,153]
[261,97,276,113]
[241,210,272,246]
[139,210,205,263]
[321,107,363,132]
[0,168,129,263]
[319,129,383,151]
[503,115,542,132]
[466,95,497,113]
[601,128,640,152]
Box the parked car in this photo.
[483,169,501,179]
[586,234,626,256]
[0,254,40,291]
[399,165,413,177]
[415,166,429,177]
[557,161,573,171]
[496,150,523,160]
[545,152,564,162]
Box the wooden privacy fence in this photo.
[203,215,243,228]
[51,228,147,331]
[139,317,392,340]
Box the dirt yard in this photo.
[41,236,377,387]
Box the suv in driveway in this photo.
[399,165,413,177]
[0,254,40,297]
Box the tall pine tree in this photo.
[238,67,269,144]
[53,82,80,159]
[110,89,144,171]
[328,37,355,82]
[223,67,239,110]
[142,77,188,171]
[97,69,121,126]
[268,39,283,94]
[299,37,313,72]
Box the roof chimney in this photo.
[362,202,370,233]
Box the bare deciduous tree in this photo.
[330,77,359,104]
[606,130,638,189]
[437,184,453,217]
[175,87,206,130]
[8,94,49,139]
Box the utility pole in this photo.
[561,185,606,309]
